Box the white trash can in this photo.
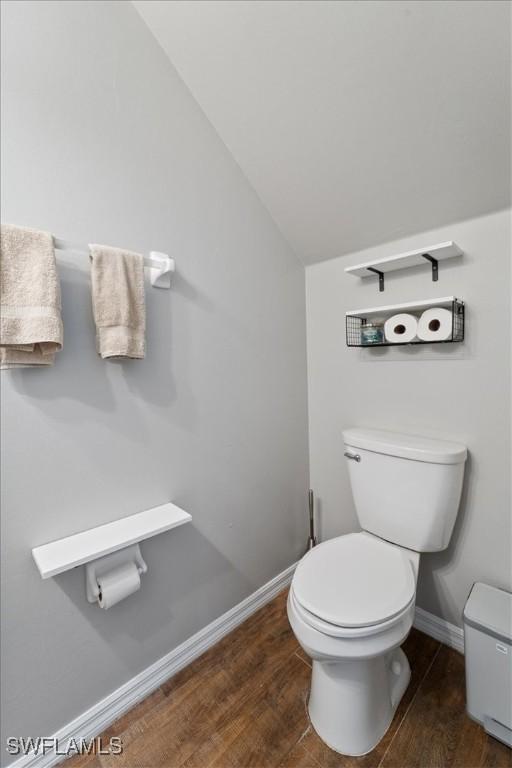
[463,582,512,747]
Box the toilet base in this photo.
[308,647,411,756]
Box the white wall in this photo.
[306,209,511,627]
[0,0,308,755]
[134,0,511,263]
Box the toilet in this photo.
[288,428,467,756]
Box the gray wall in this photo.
[0,0,308,754]
[306,209,511,628]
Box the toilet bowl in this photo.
[287,428,467,756]
[288,532,418,755]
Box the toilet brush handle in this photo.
[308,489,315,538]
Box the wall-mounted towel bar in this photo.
[53,238,175,288]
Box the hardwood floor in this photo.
[66,590,511,768]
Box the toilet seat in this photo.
[290,586,415,638]
[292,533,416,630]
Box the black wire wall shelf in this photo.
[346,297,465,348]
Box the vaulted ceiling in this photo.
[133,0,511,264]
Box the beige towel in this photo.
[0,224,63,369]
[89,244,145,359]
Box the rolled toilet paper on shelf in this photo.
[417,307,453,342]
[384,313,418,343]
[97,562,141,610]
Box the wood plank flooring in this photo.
[66,590,511,768]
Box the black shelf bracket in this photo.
[367,267,385,292]
[421,253,439,282]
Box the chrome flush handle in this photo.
[344,450,361,462]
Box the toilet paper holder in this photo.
[85,544,147,604]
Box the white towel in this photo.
[0,224,63,369]
[89,244,146,359]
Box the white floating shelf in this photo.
[346,296,460,319]
[345,241,462,291]
[32,502,192,579]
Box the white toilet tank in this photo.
[342,428,467,552]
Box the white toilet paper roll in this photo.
[417,307,453,341]
[97,562,141,610]
[384,313,418,343]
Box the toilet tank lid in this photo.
[342,428,467,465]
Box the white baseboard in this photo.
[6,564,464,768]
[413,606,464,655]
[7,562,296,768]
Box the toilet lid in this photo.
[292,533,416,628]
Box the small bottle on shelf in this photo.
[361,321,384,345]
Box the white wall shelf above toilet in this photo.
[32,502,192,579]
[345,241,463,292]
[345,296,459,319]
